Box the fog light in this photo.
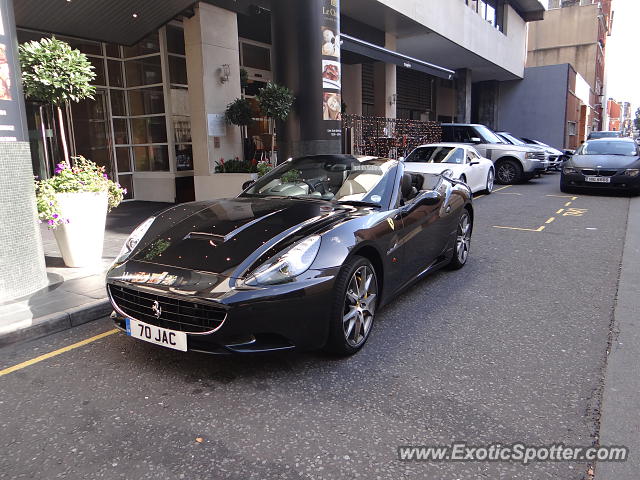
[624,169,639,177]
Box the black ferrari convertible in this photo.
[106,154,473,355]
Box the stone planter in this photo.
[52,191,108,268]
[194,173,259,201]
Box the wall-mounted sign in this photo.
[0,0,26,142]
[320,0,341,137]
[207,113,226,137]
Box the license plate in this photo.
[585,176,610,183]
[126,318,187,351]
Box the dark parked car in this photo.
[107,155,473,355]
[561,138,640,194]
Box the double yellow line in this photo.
[0,329,118,377]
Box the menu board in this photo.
[320,0,341,139]
[0,0,25,142]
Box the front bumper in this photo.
[107,265,339,354]
[561,172,640,192]
[522,158,547,174]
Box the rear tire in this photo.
[324,256,378,356]
[495,159,523,184]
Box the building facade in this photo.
[526,0,613,131]
[12,0,545,203]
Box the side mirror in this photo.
[242,180,255,190]
[418,190,441,206]
[470,137,482,144]
[563,150,574,156]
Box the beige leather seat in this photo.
[334,172,381,201]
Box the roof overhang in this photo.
[341,34,455,80]
[509,0,546,22]
[14,0,197,45]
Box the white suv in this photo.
[441,124,548,184]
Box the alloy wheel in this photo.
[486,169,494,192]
[342,265,377,347]
[497,163,516,184]
[455,213,471,265]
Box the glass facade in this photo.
[464,0,506,32]
[18,22,193,201]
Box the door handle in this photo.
[445,205,451,213]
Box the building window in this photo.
[568,121,577,136]
[464,0,506,33]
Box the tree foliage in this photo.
[257,82,295,122]
[19,37,96,106]
[225,98,254,127]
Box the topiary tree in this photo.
[225,97,254,128]
[19,37,96,163]
[257,82,294,164]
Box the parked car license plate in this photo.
[585,176,611,183]
[126,318,187,351]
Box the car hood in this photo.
[486,143,532,153]
[569,155,640,169]
[129,197,350,276]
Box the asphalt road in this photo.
[0,173,631,480]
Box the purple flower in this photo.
[47,219,54,226]
[103,174,108,179]
[53,214,59,219]
[49,202,53,206]
[65,219,70,224]
[123,188,128,194]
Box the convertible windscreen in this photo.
[242,156,396,206]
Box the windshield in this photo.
[589,131,621,139]
[241,155,397,206]
[406,146,465,164]
[499,132,526,146]
[474,125,505,144]
[576,141,637,156]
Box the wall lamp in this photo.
[220,64,231,83]
[389,93,397,106]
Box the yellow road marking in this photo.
[0,329,118,378]
[493,225,546,232]
[493,185,513,192]
[496,192,522,195]
[565,201,572,207]
[556,208,565,214]
[545,217,555,224]
[474,194,485,200]
[546,194,579,199]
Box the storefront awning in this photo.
[340,33,455,80]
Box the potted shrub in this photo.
[35,157,126,267]
[19,37,96,163]
[212,157,259,195]
[256,82,295,164]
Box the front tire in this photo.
[495,159,523,184]
[484,168,495,194]
[448,210,472,270]
[325,256,378,355]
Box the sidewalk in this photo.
[0,201,171,347]
[595,195,640,479]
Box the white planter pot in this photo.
[52,191,108,268]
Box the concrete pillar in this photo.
[272,0,342,159]
[373,33,397,118]
[473,80,500,130]
[184,3,243,200]
[0,0,48,303]
[455,68,472,123]
[341,64,362,116]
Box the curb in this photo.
[0,298,112,348]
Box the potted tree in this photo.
[35,157,126,267]
[256,82,295,165]
[19,37,96,163]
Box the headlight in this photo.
[525,152,536,159]
[563,166,578,174]
[116,216,155,263]
[624,169,640,177]
[243,235,321,286]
